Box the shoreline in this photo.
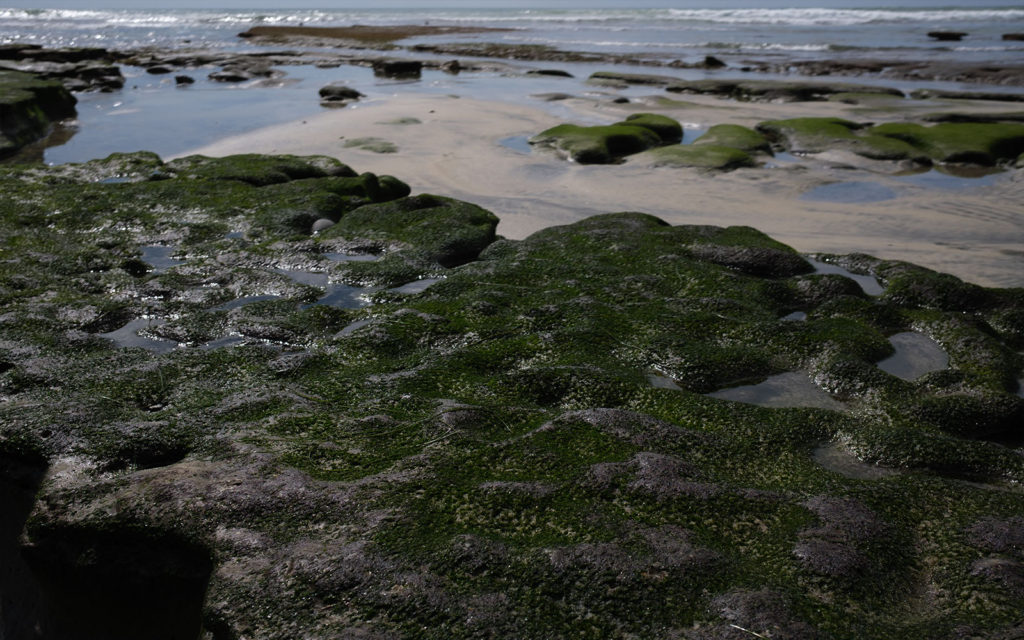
[179,91,1024,288]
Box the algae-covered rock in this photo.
[639,144,757,170]
[616,113,683,144]
[757,117,1024,167]
[530,114,683,164]
[2,157,1024,639]
[693,124,772,154]
[666,79,903,103]
[0,70,77,158]
[756,117,930,162]
[868,121,1024,165]
[529,122,662,164]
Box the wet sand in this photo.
[181,92,1024,288]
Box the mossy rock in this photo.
[757,117,931,162]
[666,79,903,103]
[0,70,77,158]
[529,123,662,164]
[166,153,356,186]
[588,71,682,86]
[320,193,498,268]
[869,122,1024,165]
[638,144,757,170]
[615,113,683,144]
[693,124,772,154]
[342,137,398,154]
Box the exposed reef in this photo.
[1,152,1023,639]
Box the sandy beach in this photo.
[183,91,1024,287]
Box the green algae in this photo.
[342,137,399,154]
[0,155,1023,639]
[693,124,772,154]
[869,121,1024,165]
[756,117,930,162]
[757,117,1024,167]
[529,122,662,164]
[616,113,683,144]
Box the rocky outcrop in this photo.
[0,70,77,159]
[0,44,124,92]
[1,154,1024,639]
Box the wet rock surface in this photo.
[0,154,1023,638]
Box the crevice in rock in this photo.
[0,455,52,640]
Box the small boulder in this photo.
[1003,33,1024,41]
[702,55,726,69]
[928,31,967,41]
[318,83,364,104]
[526,69,574,78]
[174,75,195,85]
[372,59,422,79]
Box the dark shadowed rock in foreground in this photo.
[0,70,76,158]
[0,153,1023,639]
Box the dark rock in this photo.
[965,517,1024,557]
[793,539,867,577]
[318,83,364,103]
[970,557,1024,597]
[526,69,574,78]
[0,70,77,158]
[688,244,813,278]
[208,70,251,83]
[439,59,461,74]
[1004,34,1024,42]
[372,59,423,78]
[702,55,727,69]
[145,65,173,75]
[174,75,194,85]
[928,31,968,41]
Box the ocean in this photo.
[3,5,1024,65]
[3,4,1023,164]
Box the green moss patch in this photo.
[693,124,772,154]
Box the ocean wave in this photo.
[4,7,1023,29]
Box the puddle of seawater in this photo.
[805,257,884,296]
[99,318,177,353]
[876,331,949,380]
[225,231,244,239]
[99,176,133,184]
[141,245,185,274]
[200,334,248,350]
[707,371,846,411]
[895,167,1004,190]
[782,311,808,322]
[337,318,373,337]
[1017,377,1024,399]
[499,136,533,154]
[765,151,802,168]
[812,442,898,480]
[390,277,444,295]
[647,371,682,390]
[800,181,897,203]
[307,284,372,309]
